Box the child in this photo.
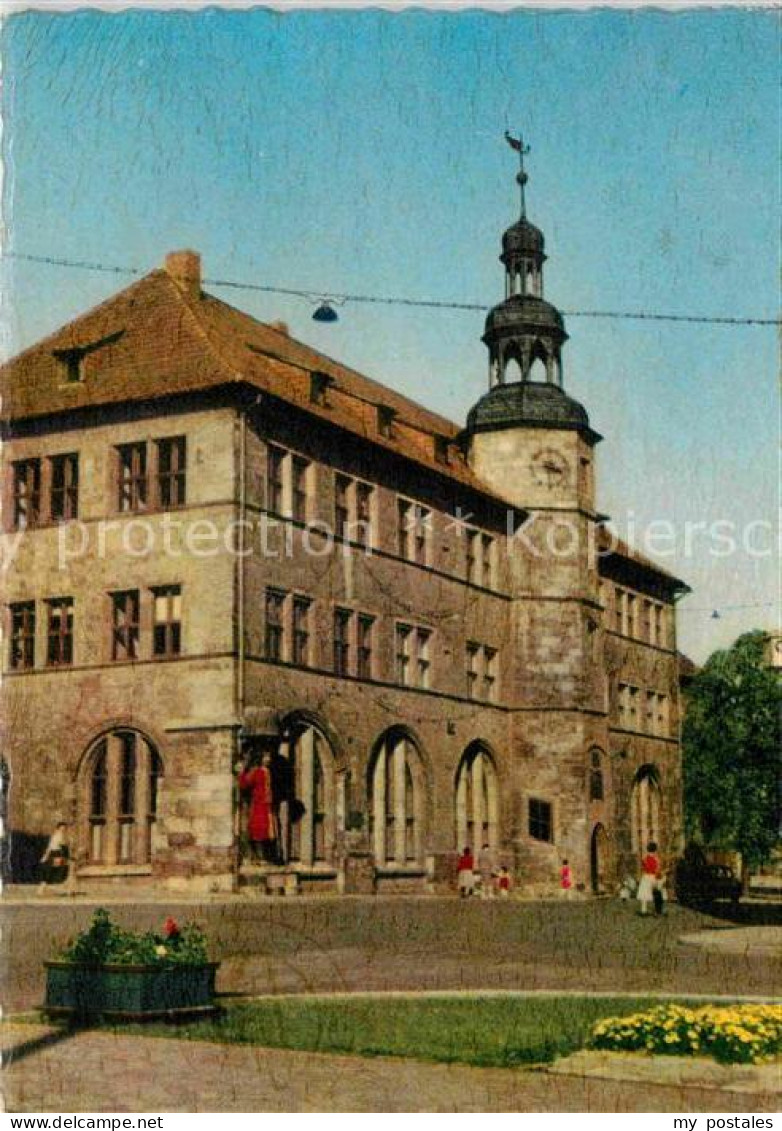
[637,841,662,915]
[457,846,475,898]
[559,858,573,898]
[496,865,511,898]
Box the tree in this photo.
[682,630,781,882]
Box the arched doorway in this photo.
[590,823,610,893]
[455,743,499,851]
[278,718,336,867]
[368,729,426,867]
[81,730,163,866]
[630,765,662,856]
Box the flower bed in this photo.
[589,1003,782,1065]
[44,909,219,1021]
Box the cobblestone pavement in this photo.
[3,1024,779,1113]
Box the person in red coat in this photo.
[239,749,279,863]
[457,846,475,898]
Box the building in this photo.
[1,171,689,895]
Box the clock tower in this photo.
[463,136,601,517]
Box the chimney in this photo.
[165,250,201,301]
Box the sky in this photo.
[1,5,779,662]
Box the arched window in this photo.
[630,765,662,855]
[455,744,499,850]
[589,748,604,802]
[369,730,425,866]
[278,719,336,866]
[528,343,548,384]
[504,355,524,384]
[83,730,162,866]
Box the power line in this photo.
[4,251,780,328]
[677,602,777,615]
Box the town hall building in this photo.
[1,162,689,895]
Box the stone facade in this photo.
[1,198,688,896]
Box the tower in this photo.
[464,134,601,516]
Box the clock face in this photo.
[530,448,569,488]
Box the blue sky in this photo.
[2,7,778,661]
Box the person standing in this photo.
[559,858,573,899]
[38,821,69,895]
[477,842,496,899]
[457,846,475,898]
[637,841,662,916]
[239,748,279,864]
[496,865,512,898]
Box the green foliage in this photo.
[590,1003,782,1065]
[683,631,781,870]
[59,909,209,967]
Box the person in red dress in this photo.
[637,841,662,915]
[457,846,475,898]
[239,748,279,863]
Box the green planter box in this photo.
[44,960,220,1020]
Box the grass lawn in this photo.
[118,995,706,1068]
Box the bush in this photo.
[589,1003,782,1065]
[59,909,209,967]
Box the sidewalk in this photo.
[3,1023,779,1113]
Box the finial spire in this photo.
[504,131,530,218]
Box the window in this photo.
[455,745,498,850]
[484,647,498,702]
[656,693,669,736]
[355,482,373,548]
[466,530,496,587]
[157,437,186,508]
[117,443,148,513]
[645,690,656,733]
[335,474,350,540]
[434,436,450,465]
[370,730,425,865]
[84,730,162,866]
[631,766,662,855]
[377,405,396,439]
[278,721,336,865]
[267,445,285,514]
[152,586,182,657]
[614,587,624,634]
[55,348,85,385]
[396,624,432,689]
[395,624,412,685]
[466,643,479,699]
[529,798,553,843]
[654,605,665,648]
[12,459,41,529]
[111,590,140,661]
[46,598,74,666]
[397,499,431,565]
[9,602,35,670]
[589,749,604,802]
[626,594,637,638]
[333,608,352,676]
[357,614,374,679]
[292,456,310,523]
[628,685,639,727]
[292,596,311,667]
[417,628,431,689]
[642,600,653,642]
[466,643,499,702]
[310,371,333,407]
[265,588,286,661]
[50,453,79,521]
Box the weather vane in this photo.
[504,131,530,219]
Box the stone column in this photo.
[104,733,122,866]
[471,755,485,850]
[134,738,151,865]
[372,744,386,864]
[299,727,315,866]
[393,739,406,865]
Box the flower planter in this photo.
[44,960,220,1021]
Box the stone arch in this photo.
[278,713,338,866]
[367,727,428,867]
[630,764,663,856]
[78,728,164,867]
[454,742,499,851]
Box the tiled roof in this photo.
[597,527,689,591]
[0,265,497,497]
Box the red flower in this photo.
[164,916,180,938]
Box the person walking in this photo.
[457,846,475,898]
[559,858,573,899]
[38,821,69,895]
[637,840,662,915]
[477,842,496,899]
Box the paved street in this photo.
[3,1023,779,1113]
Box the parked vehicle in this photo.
[674,845,742,907]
